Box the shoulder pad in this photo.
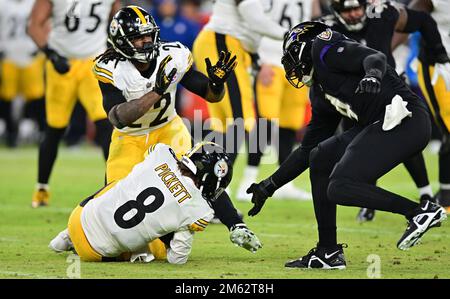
[93,59,116,85]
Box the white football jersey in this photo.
[431,0,450,53]
[81,143,214,258]
[0,0,39,66]
[204,0,271,53]
[258,0,312,67]
[48,0,115,58]
[94,41,193,135]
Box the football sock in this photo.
[25,98,46,133]
[94,119,112,161]
[403,153,430,189]
[1,100,18,147]
[247,119,272,167]
[38,126,66,184]
[418,185,433,197]
[278,127,296,165]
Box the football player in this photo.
[236,0,321,201]
[247,22,447,269]
[49,142,262,263]
[27,0,121,208]
[0,0,46,147]
[192,0,288,165]
[321,0,446,221]
[93,6,248,259]
[410,0,450,213]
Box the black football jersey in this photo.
[310,30,421,127]
[320,2,400,68]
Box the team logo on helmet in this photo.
[317,29,333,41]
[110,18,119,36]
[214,160,229,178]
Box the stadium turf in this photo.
[0,145,448,279]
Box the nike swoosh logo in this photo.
[324,250,339,259]
[421,201,429,211]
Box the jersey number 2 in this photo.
[114,187,165,229]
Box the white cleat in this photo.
[275,182,312,200]
[49,228,74,253]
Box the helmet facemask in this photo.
[282,41,314,89]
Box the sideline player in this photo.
[27,0,121,207]
[236,0,321,201]
[49,142,262,263]
[0,0,46,147]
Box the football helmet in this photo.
[331,0,367,31]
[108,6,160,63]
[281,21,329,89]
[180,142,233,202]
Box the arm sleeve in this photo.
[99,81,127,113]
[179,66,209,97]
[271,90,341,187]
[402,8,447,56]
[237,0,286,40]
[166,228,194,265]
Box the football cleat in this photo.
[32,188,50,208]
[274,182,312,201]
[49,229,73,253]
[285,244,347,269]
[397,200,447,250]
[356,208,376,222]
[420,194,435,204]
[434,189,450,213]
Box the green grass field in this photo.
[0,144,448,279]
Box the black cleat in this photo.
[434,189,450,212]
[357,208,375,222]
[419,194,435,204]
[397,200,447,250]
[285,244,347,270]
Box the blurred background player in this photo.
[27,0,121,208]
[410,0,450,213]
[236,0,322,201]
[49,142,262,263]
[0,0,46,148]
[192,0,288,171]
[321,0,447,221]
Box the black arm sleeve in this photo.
[179,67,209,98]
[402,8,447,57]
[322,38,387,78]
[271,89,341,188]
[99,82,127,114]
[210,191,243,230]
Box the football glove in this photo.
[205,50,237,88]
[229,224,262,253]
[154,55,177,96]
[42,45,70,74]
[356,74,381,94]
[247,178,277,216]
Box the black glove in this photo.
[154,55,177,96]
[247,178,277,217]
[205,50,237,89]
[356,68,382,94]
[42,45,70,74]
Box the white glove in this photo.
[229,224,262,253]
[431,62,450,91]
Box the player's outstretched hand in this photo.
[205,50,237,86]
[42,45,70,74]
[356,74,381,94]
[247,178,276,216]
[229,224,262,253]
[154,55,177,95]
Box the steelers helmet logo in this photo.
[110,19,119,36]
[214,160,228,178]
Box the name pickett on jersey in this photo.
[93,41,193,135]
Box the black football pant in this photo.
[309,102,431,247]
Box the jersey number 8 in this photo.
[114,187,165,229]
